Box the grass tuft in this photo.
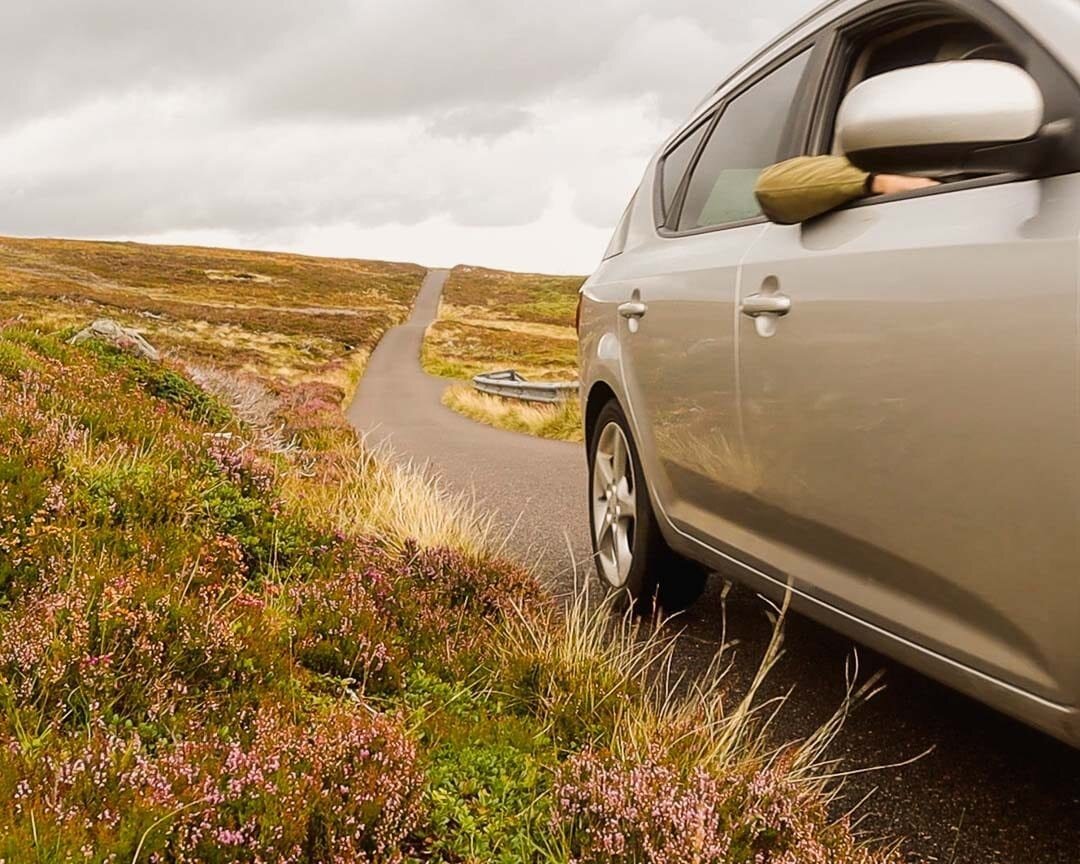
[493,587,904,864]
[442,383,583,443]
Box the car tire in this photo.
[588,399,708,615]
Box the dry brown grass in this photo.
[442,383,583,443]
[424,265,583,439]
[279,434,499,559]
[423,264,582,383]
[0,235,425,392]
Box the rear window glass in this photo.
[678,49,812,230]
[659,120,710,218]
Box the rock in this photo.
[69,319,161,361]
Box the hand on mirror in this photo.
[870,174,941,196]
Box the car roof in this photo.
[676,0,849,141]
[709,0,844,98]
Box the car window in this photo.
[677,49,813,231]
[808,1,1080,187]
[659,120,710,219]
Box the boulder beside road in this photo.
[69,318,160,361]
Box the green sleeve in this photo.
[754,156,870,225]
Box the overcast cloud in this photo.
[0,1,814,273]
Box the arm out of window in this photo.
[754,155,871,224]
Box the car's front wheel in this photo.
[588,399,708,614]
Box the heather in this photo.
[0,324,908,862]
[0,327,533,859]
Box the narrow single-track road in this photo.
[348,267,1080,864]
[347,269,592,575]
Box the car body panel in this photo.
[733,176,1080,706]
[612,224,765,522]
[579,0,1080,747]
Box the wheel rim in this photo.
[592,421,637,589]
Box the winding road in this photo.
[347,270,592,574]
[348,268,1080,864]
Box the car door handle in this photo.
[740,293,791,318]
[618,300,648,319]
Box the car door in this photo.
[732,10,1080,705]
[618,44,819,530]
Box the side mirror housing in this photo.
[838,61,1049,176]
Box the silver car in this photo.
[578,0,1080,747]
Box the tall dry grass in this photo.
[174,362,495,558]
[495,581,912,863]
[280,438,497,559]
[442,383,583,442]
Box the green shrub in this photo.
[407,672,557,863]
[81,339,232,426]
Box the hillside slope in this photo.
[0,239,905,861]
[0,236,425,389]
[422,264,582,383]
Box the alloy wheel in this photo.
[592,421,637,589]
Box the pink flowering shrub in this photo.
[289,539,541,693]
[0,561,284,732]
[274,379,354,450]
[207,433,276,497]
[0,326,544,860]
[1,706,421,861]
[553,746,902,864]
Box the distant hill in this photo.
[0,236,426,382]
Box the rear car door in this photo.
[618,44,821,530]
[732,2,1080,705]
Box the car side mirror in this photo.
[837,60,1053,176]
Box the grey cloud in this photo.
[232,2,812,127]
[0,1,326,129]
[0,0,816,265]
[0,107,554,237]
[4,0,812,131]
[427,107,533,140]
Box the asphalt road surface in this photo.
[348,268,1080,864]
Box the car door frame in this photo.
[615,35,835,539]
[656,35,832,241]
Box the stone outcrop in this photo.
[69,319,160,361]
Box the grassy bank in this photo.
[0,328,907,864]
[443,383,583,442]
[423,265,584,442]
[0,324,906,861]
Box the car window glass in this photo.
[660,121,709,218]
[678,49,812,231]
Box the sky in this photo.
[0,1,815,274]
